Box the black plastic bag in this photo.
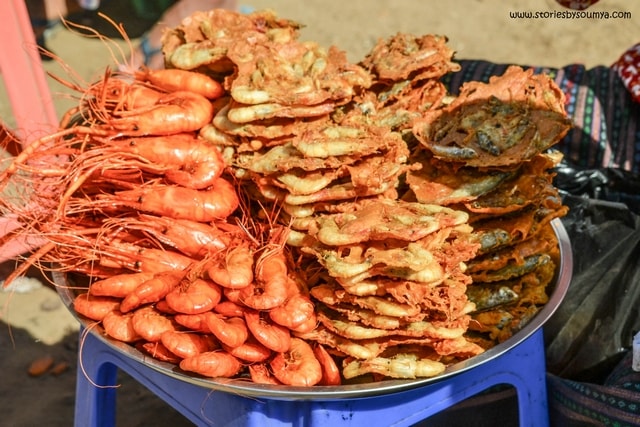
[543,191,640,382]
[554,160,640,215]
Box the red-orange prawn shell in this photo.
[165,278,222,314]
[269,337,323,386]
[179,351,243,378]
[106,178,239,222]
[99,78,165,112]
[222,336,272,363]
[269,292,316,332]
[160,331,218,359]
[248,363,282,385]
[244,309,290,353]
[97,243,196,273]
[89,272,156,298]
[213,300,246,318]
[173,313,211,333]
[131,306,178,342]
[109,90,215,136]
[104,133,226,190]
[205,313,249,348]
[108,214,233,259]
[120,270,186,313]
[102,310,142,343]
[206,243,254,289]
[138,341,182,363]
[314,344,342,386]
[237,248,289,310]
[155,299,178,315]
[73,293,121,321]
[289,315,319,334]
[135,68,225,100]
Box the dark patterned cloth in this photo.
[547,351,640,427]
[443,60,640,174]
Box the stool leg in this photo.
[298,329,549,427]
[74,333,119,427]
[511,329,549,427]
[75,330,254,427]
[74,328,549,427]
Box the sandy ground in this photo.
[0,0,638,426]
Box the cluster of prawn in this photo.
[72,225,338,386]
[0,42,337,385]
[0,65,238,277]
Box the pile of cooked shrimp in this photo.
[0,8,569,386]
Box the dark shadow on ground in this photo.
[0,320,193,427]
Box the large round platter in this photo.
[56,218,572,400]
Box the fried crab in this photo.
[412,66,572,167]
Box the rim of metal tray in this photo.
[56,218,573,400]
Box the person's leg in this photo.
[77,0,100,10]
[25,0,63,60]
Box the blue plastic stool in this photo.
[74,327,549,427]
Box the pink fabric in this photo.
[555,0,600,10]
[612,43,640,104]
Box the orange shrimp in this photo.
[155,300,177,314]
[222,336,272,363]
[73,293,120,321]
[89,272,156,298]
[313,344,342,386]
[165,278,222,314]
[137,341,182,363]
[96,242,196,273]
[179,351,243,378]
[160,331,218,359]
[206,243,254,289]
[117,83,166,110]
[109,90,214,135]
[213,300,246,318]
[103,133,226,189]
[120,270,186,313]
[222,287,242,305]
[290,316,319,334]
[205,313,249,348]
[174,313,212,333]
[269,337,323,386]
[135,68,225,100]
[131,306,177,342]
[269,279,316,332]
[248,364,282,385]
[102,310,142,343]
[244,309,290,353]
[99,78,165,112]
[103,177,239,222]
[59,68,161,116]
[107,215,232,259]
[237,247,288,310]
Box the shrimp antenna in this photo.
[60,12,134,74]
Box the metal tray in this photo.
[56,218,572,400]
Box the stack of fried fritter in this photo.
[297,198,485,380]
[408,65,571,347]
